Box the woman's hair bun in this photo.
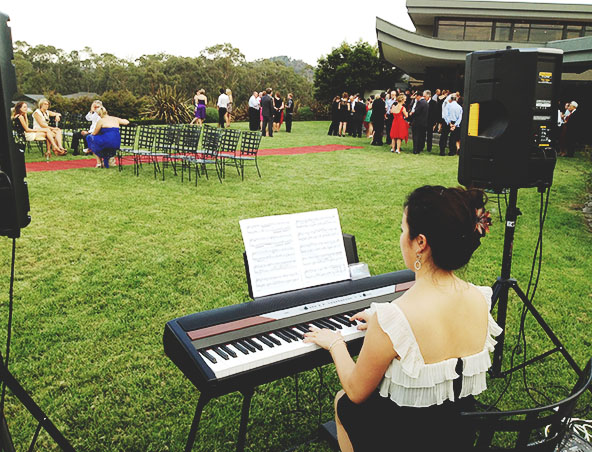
[404,185,488,271]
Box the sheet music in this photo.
[240,209,350,298]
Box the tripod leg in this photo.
[511,282,583,377]
[184,393,211,452]
[236,388,254,452]
[0,414,15,452]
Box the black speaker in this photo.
[458,48,563,190]
[0,12,30,238]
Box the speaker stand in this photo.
[489,188,583,379]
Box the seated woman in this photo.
[32,99,66,155]
[304,185,499,452]
[12,101,63,157]
[86,107,129,168]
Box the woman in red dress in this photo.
[390,94,409,154]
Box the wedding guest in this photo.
[190,89,207,126]
[338,92,350,137]
[71,100,102,155]
[225,88,233,127]
[389,94,409,154]
[217,88,230,128]
[32,99,66,154]
[285,93,294,133]
[328,96,341,136]
[87,107,129,168]
[273,91,284,133]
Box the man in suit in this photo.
[352,94,366,138]
[370,92,386,146]
[410,90,429,154]
[426,90,439,152]
[261,88,274,137]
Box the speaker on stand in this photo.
[458,47,584,380]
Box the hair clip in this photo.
[475,208,492,237]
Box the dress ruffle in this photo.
[365,285,502,408]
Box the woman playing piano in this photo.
[304,185,499,452]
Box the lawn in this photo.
[0,121,591,451]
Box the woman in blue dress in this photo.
[86,107,129,168]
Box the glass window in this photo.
[584,25,592,36]
[464,21,493,41]
[529,23,563,42]
[438,23,465,40]
[565,25,583,39]
[494,22,512,41]
[513,23,530,42]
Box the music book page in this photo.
[240,209,350,298]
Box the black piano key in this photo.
[311,320,327,330]
[281,328,300,341]
[200,350,217,364]
[266,334,282,346]
[294,324,309,333]
[274,330,292,343]
[220,344,237,358]
[288,328,304,340]
[232,341,249,355]
[333,315,352,327]
[257,335,275,348]
[212,347,229,360]
[324,318,343,329]
[316,320,336,331]
[245,338,263,351]
[239,339,257,353]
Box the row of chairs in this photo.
[117,124,262,184]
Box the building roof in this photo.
[377,1,592,79]
[407,0,592,30]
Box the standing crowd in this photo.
[328,88,465,156]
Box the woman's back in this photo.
[99,115,124,129]
[398,280,488,364]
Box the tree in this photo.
[313,41,404,104]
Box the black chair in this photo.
[217,128,242,179]
[155,126,181,180]
[130,126,157,176]
[174,126,202,183]
[117,124,138,171]
[461,358,592,451]
[231,130,262,180]
[194,125,223,183]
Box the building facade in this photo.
[377,0,592,92]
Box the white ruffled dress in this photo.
[365,285,503,408]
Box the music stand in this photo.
[489,187,583,379]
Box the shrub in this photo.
[143,85,193,124]
[295,106,313,121]
[101,90,143,119]
[231,104,249,122]
[205,107,218,123]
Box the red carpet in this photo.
[25,144,363,172]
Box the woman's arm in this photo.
[403,107,408,119]
[116,117,130,126]
[305,313,397,404]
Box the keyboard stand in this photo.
[184,387,255,452]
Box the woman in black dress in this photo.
[328,95,341,136]
[273,91,284,133]
[338,92,350,137]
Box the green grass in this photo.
[1,121,591,451]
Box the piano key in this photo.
[316,319,336,331]
[220,344,237,358]
[257,335,275,348]
[232,341,249,355]
[325,318,343,329]
[332,315,352,326]
[294,324,310,333]
[246,338,264,351]
[274,330,292,343]
[281,328,300,341]
[200,350,217,364]
[266,334,282,346]
[239,339,257,353]
[287,328,305,340]
[212,347,229,360]
[310,320,327,330]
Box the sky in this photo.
[4,0,592,66]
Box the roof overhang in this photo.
[377,16,592,78]
[406,0,592,29]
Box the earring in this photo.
[414,253,422,271]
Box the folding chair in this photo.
[130,126,157,176]
[217,128,242,179]
[174,126,202,183]
[155,126,181,180]
[189,125,222,185]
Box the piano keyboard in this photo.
[164,269,414,394]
